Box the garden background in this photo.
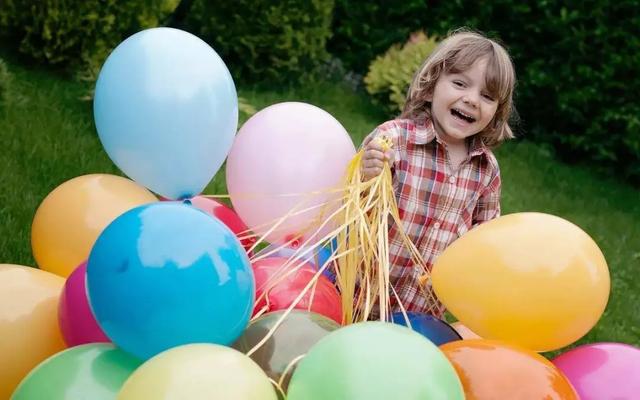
[1,0,638,350]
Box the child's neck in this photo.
[435,132,470,170]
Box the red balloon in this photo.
[252,257,342,324]
[161,195,256,254]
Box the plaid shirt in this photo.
[363,118,501,317]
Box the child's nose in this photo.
[463,92,480,108]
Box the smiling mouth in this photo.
[451,108,476,123]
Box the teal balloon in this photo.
[87,202,255,360]
[287,322,464,400]
[11,344,140,400]
[94,27,238,199]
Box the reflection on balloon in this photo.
[11,344,140,400]
[233,310,339,391]
[440,339,578,399]
[287,322,464,400]
[553,342,640,399]
[227,102,356,244]
[87,202,254,360]
[31,174,157,277]
[94,28,238,200]
[118,344,278,400]
[252,257,342,324]
[391,312,461,345]
[0,264,66,399]
[432,213,610,351]
[58,261,110,346]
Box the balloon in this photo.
[451,321,481,340]
[191,195,257,253]
[94,27,238,200]
[391,312,461,345]
[553,342,640,399]
[0,265,65,399]
[253,257,342,324]
[431,212,610,351]
[233,310,340,391]
[440,340,578,399]
[287,322,464,400]
[261,243,336,282]
[227,102,356,244]
[118,344,278,400]
[87,202,254,360]
[11,344,140,400]
[31,174,157,277]
[58,262,110,346]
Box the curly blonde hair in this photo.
[400,29,516,147]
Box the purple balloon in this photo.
[553,342,640,399]
[58,262,110,346]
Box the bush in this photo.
[364,32,438,114]
[186,0,334,83]
[426,0,640,183]
[328,0,428,74]
[0,0,179,75]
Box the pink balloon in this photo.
[58,262,110,346]
[226,102,356,244]
[553,342,640,399]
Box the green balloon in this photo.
[11,343,141,400]
[287,322,464,400]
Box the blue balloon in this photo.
[87,202,254,360]
[261,243,336,283]
[94,28,238,199]
[391,312,461,346]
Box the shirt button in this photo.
[433,222,441,229]
[449,176,456,184]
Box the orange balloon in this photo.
[451,322,481,340]
[432,213,610,352]
[440,340,578,399]
[0,264,66,399]
[31,174,157,277]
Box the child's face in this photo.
[428,57,498,145]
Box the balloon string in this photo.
[269,378,286,399]
[278,354,306,390]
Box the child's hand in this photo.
[362,137,394,180]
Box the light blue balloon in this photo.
[94,28,238,199]
[86,202,254,360]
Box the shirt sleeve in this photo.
[472,168,501,226]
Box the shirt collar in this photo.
[409,119,489,157]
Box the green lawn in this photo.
[1,58,638,349]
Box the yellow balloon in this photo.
[118,344,278,400]
[431,213,610,352]
[0,264,66,399]
[31,174,157,277]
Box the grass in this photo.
[1,57,638,349]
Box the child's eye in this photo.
[452,80,466,88]
[482,93,495,101]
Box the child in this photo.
[362,29,516,317]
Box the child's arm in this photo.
[472,170,501,227]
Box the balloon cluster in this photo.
[1,27,638,400]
